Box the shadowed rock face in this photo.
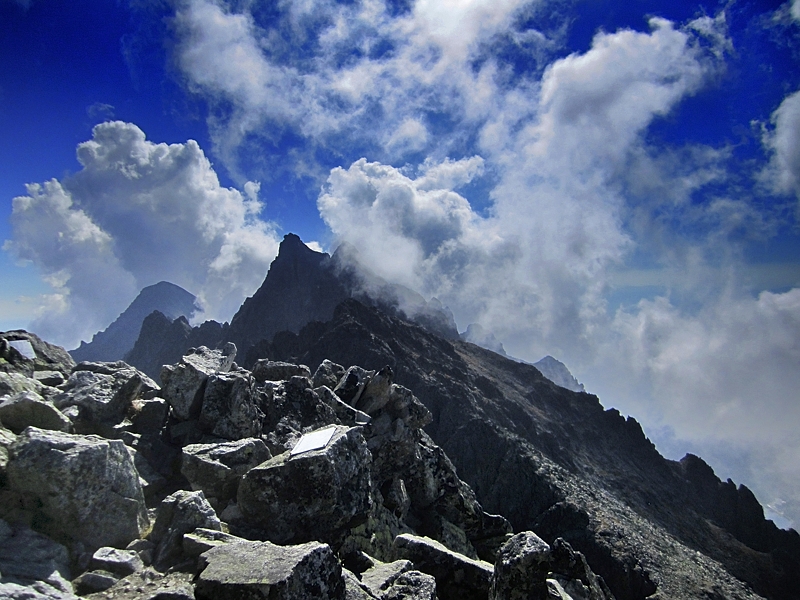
[226,234,459,366]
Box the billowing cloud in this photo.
[761,89,800,205]
[5,121,281,347]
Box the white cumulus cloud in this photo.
[5,121,281,348]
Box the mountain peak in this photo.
[70,281,199,362]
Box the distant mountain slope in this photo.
[533,355,585,393]
[70,281,199,363]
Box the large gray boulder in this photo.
[199,371,263,440]
[252,359,311,383]
[489,531,551,600]
[393,534,493,600]
[382,571,438,600]
[77,567,195,600]
[181,438,271,506]
[490,533,613,600]
[0,371,44,398]
[160,344,236,420]
[0,391,71,434]
[6,428,148,550]
[52,363,156,433]
[0,519,77,600]
[149,490,222,571]
[195,540,345,600]
[238,425,372,545]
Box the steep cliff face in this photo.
[251,299,799,600]
[71,282,199,363]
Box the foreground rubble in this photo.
[1,329,614,599]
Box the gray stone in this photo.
[343,568,379,600]
[238,425,372,545]
[6,428,148,550]
[360,559,413,596]
[312,359,346,390]
[547,538,613,600]
[334,366,373,406]
[0,391,71,433]
[0,371,44,398]
[316,385,372,426]
[0,580,79,600]
[73,571,119,595]
[252,360,311,383]
[33,370,66,387]
[195,540,345,600]
[80,567,195,600]
[159,345,236,421]
[125,446,167,504]
[0,331,75,378]
[0,425,15,484]
[383,571,438,600]
[125,539,155,567]
[199,371,263,440]
[0,519,75,598]
[490,531,552,600]
[182,528,245,557]
[90,547,144,577]
[181,438,271,506]
[52,366,149,432]
[149,490,222,571]
[393,534,493,600]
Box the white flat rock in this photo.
[9,340,36,360]
[290,426,337,456]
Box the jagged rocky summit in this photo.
[0,329,612,600]
[71,282,199,364]
[123,235,458,381]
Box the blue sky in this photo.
[2,0,800,526]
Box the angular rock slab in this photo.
[238,425,372,545]
[252,360,311,383]
[6,428,148,550]
[160,344,236,421]
[181,438,271,505]
[199,371,263,440]
[0,390,71,433]
[0,518,74,597]
[149,490,222,571]
[52,365,150,431]
[382,571,438,600]
[490,531,551,600]
[393,533,493,600]
[195,540,345,600]
[81,567,195,600]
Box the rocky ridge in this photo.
[0,328,609,600]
